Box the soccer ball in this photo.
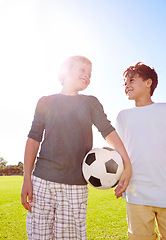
[82,147,124,189]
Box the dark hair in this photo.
[58,55,92,85]
[123,62,158,96]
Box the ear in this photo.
[146,78,152,88]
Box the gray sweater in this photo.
[28,94,115,185]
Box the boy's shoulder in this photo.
[82,94,103,105]
[154,102,166,108]
[152,102,166,114]
[76,94,101,103]
[118,102,166,117]
[84,94,100,101]
[78,94,103,108]
[38,94,100,105]
[39,94,57,100]
[117,107,134,116]
[37,94,57,104]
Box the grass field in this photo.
[0,176,128,240]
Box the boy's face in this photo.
[124,73,151,101]
[64,61,92,92]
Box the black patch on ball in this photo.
[85,153,96,166]
[105,159,118,174]
[89,176,102,187]
[111,180,119,188]
[103,147,114,152]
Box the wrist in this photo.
[123,161,132,169]
[23,173,32,180]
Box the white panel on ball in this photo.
[82,147,124,189]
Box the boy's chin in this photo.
[126,92,134,99]
[80,86,88,91]
[127,96,135,100]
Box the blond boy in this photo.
[21,56,131,239]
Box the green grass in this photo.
[87,187,128,239]
[0,176,27,239]
[0,176,128,239]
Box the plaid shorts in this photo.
[26,175,88,240]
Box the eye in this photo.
[80,68,91,79]
[80,68,84,73]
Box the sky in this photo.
[0,0,166,165]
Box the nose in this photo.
[124,81,130,88]
[84,74,90,86]
[84,73,90,82]
[124,81,130,94]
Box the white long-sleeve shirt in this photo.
[116,103,166,208]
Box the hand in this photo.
[114,165,132,198]
[21,177,33,211]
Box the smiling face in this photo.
[124,73,152,103]
[62,61,92,95]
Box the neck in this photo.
[60,89,79,96]
[135,98,154,107]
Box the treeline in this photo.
[0,158,23,176]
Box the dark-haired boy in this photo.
[116,62,166,240]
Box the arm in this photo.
[105,130,132,198]
[21,138,40,211]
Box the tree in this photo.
[0,157,7,167]
[17,161,23,167]
[0,159,24,176]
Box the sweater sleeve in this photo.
[28,96,46,142]
[91,96,115,138]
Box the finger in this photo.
[114,181,127,198]
[21,196,29,211]
[115,192,122,198]
[28,192,33,204]
[21,193,32,211]
[27,190,33,211]
[115,187,125,198]
[114,179,124,192]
